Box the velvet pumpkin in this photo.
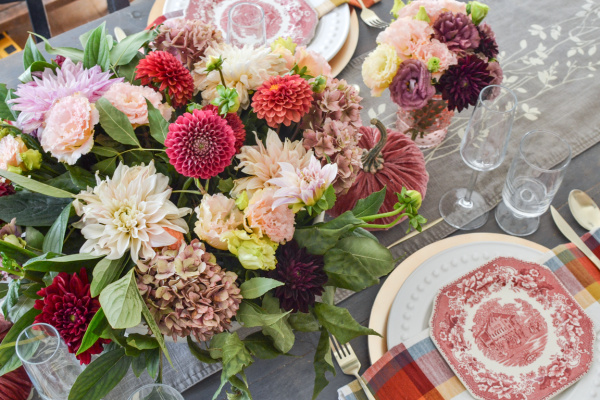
[328,119,429,228]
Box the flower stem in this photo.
[360,213,410,230]
[359,204,406,222]
[172,190,204,195]
[194,178,207,195]
[218,69,227,88]
[117,148,166,156]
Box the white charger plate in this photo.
[162,0,351,61]
[384,239,600,400]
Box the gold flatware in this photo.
[330,336,376,400]
[355,0,389,29]
[550,205,600,270]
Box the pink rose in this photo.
[40,95,98,165]
[0,135,28,171]
[244,188,295,244]
[377,17,434,60]
[293,46,332,77]
[409,39,458,79]
[102,82,172,127]
[271,46,296,70]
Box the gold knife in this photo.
[550,206,600,270]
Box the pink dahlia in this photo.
[202,105,246,153]
[135,51,194,108]
[165,108,236,178]
[251,75,313,128]
[10,59,120,134]
[34,268,110,365]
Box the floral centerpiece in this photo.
[362,0,503,148]
[0,20,425,400]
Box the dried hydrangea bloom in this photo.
[303,77,363,132]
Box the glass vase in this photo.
[395,95,454,149]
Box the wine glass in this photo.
[495,130,571,236]
[439,85,518,230]
[16,323,84,400]
[128,384,184,400]
[227,2,267,48]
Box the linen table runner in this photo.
[338,228,600,400]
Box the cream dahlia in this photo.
[232,130,313,196]
[73,161,191,262]
[192,43,287,109]
[193,193,243,250]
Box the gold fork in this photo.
[355,0,389,29]
[330,336,376,400]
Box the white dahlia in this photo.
[192,43,287,109]
[232,130,313,197]
[73,161,191,262]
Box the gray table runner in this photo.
[71,0,600,398]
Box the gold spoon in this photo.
[568,189,600,231]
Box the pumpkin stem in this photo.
[362,118,387,174]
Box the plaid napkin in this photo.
[338,228,600,400]
[348,0,382,8]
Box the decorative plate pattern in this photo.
[430,257,595,400]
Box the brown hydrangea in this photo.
[136,239,242,342]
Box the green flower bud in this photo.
[186,102,203,113]
[211,85,240,115]
[235,191,249,211]
[390,0,405,19]
[7,166,22,174]
[311,75,327,93]
[414,6,430,23]
[427,57,441,73]
[2,234,25,248]
[0,126,11,140]
[467,1,489,25]
[271,37,297,54]
[205,55,224,73]
[405,189,423,212]
[21,149,42,171]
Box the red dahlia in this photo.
[251,74,313,128]
[203,105,246,153]
[34,268,109,365]
[135,51,194,108]
[165,108,236,178]
[436,55,493,112]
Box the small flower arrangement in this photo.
[362,0,502,143]
[0,21,426,400]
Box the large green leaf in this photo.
[0,84,15,121]
[130,351,146,377]
[1,280,20,322]
[323,236,395,291]
[236,301,290,328]
[0,240,38,264]
[83,23,110,71]
[146,100,170,145]
[99,269,142,329]
[294,212,364,255]
[90,256,126,297]
[33,34,84,62]
[42,203,72,254]
[96,98,141,147]
[140,295,172,365]
[125,334,159,350]
[313,303,380,345]
[110,29,157,66]
[7,296,36,323]
[66,165,96,190]
[288,312,320,332]
[0,308,41,374]
[221,332,253,381]
[24,253,103,273]
[0,283,8,300]
[261,295,294,353]
[0,170,75,198]
[243,332,284,360]
[22,36,45,70]
[350,187,387,218]
[68,348,131,400]
[18,61,56,83]
[76,308,109,355]
[312,328,335,400]
[92,156,117,176]
[239,278,283,300]
[0,192,73,226]
[187,337,219,364]
[208,332,229,359]
[145,348,160,380]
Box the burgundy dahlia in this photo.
[267,241,328,313]
[34,268,109,365]
[477,23,499,60]
[390,59,435,111]
[135,51,194,108]
[433,12,480,52]
[202,105,246,153]
[0,181,15,197]
[165,108,236,178]
[436,55,493,112]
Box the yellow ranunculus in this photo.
[361,44,401,97]
[222,230,278,271]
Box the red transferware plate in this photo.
[430,257,595,400]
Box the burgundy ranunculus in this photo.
[0,181,15,197]
[477,23,499,60]
[267,241,328,313]
[433,12,480,52]
[436,55,493,112]
[34,268,110,365]
[390,59,436,111]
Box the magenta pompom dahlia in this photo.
[165,108,236,178]
[436,55,493,112]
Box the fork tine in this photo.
[342,342,356,358]
[330,335,349,357]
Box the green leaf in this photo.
[32,33,84,62]
[126,334,159,350]
[323,236,395,291]
[90,146,120,157]
[1,280,20,321]
[294,212,364,255]
[23,36,45,70]
[0,283,8,300]
[90,256,127,297]
[0,84,15,121]
[346,227,378,241]
[24,253,103,273]
[237,301,290,328]
[146,99,169,144]
[83,23,110,71]
[8,296,36,322]
[222,332,253,380]
[68,348,131,400]
[239,278,283,299]
[77,308,109,355]
[137,289,172,366]
[187,337,219,364]
[229,375,253,400]
[42,203,72,254]
[116,52,143,83]
[66,165,96,190]
[0,308,41,374]
[351,187,387,218]
[312,328,335,400]
[288,312,320,332]
[131,351,146,377]
[19,61,56,83]
[25,226,44,250]
[21,282,43,299]
[145,348,160,380]
[261,295,294,353]
[110,29,157,66]
[313,303,380,344]
[0,170,75,198]
[0,192,73,226]
[0,240,38,264]
[243,332,283,359]
[92,156,117,176]
[218,177,234,193]
[209,332,229,359]
[96,98,140,147]
[99,269,142,329]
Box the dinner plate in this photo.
[162,0,351,61]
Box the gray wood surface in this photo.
[2,0,599,398]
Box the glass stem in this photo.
[464,170,480,205]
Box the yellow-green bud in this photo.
[405,190,422,211]
[427,57,440,73]
[21,149,42,171]
[414,6,430,23]
[7,166,22,174]
[0,127,11,140]
[467,1,489,25]
[271,37,297,54]
[2,234,26,248]
[390,0,405,18]
[205,55,224,72]
[235,191,249,211]
[311,75,327,93]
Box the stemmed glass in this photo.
[439,85,518,230]
[227,2,267,48]
[495,130,571,236]
[16,323,84,400]
[128,383,184,400]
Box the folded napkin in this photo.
[338,228,600,400]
